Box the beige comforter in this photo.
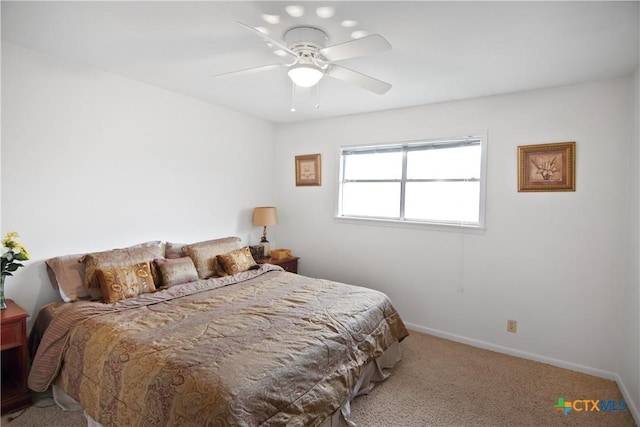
[29,265,408,426]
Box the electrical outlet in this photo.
[507,319,517,333]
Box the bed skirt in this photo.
[319,340,402,427]
[52,340,402,427]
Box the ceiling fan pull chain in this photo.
[290,82,296,112]
[315,81,320,109]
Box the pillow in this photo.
[82,241,164,290]
[211,257,229,277]
[97,262,156,304]
[165,242,187,259]
[45,253,91,302]
[217,247,258,275]
[184,237,242,279]
[154,257,199,288]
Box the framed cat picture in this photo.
[518,142,575,192]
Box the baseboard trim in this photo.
[404,322,640,425]
[613,372,640,426]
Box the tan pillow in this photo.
[45,253,89,302]
[82,241,164,289]
[154,257,199,288]
[217,247,258,275]
[165,242,187,259]
[185,237,241,279]
[97,262,156,304]
[212,257,229,277]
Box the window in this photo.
[338,136,485,228]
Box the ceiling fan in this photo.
[217,22,392,95]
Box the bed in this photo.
[28,238,408,427]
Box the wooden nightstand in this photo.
[257,256,299,273]
[1,299,31,414]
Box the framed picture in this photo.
[518,142,575,192]
[295,154,321,186]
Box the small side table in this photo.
[257,256,299,274]
[1,299,31,414]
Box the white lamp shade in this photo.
[288,64,323,87]
[252,207,278,226]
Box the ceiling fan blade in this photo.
[215,63,287,77]
[320,34,391,62]
[325,65,392,95]
[236,21,298,58]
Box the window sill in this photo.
[333,216,486,234]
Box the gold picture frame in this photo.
[518,142,575,192]
[295,154,322,186]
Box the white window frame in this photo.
[336,134,487,230]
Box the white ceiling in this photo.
[2,1,638,123]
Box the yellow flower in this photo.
[14,243,30,260]
[2,231,19,247]
[1,232,29,277]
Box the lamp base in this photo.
[259,238,271,257]
[249,245,264,260]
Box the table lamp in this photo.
[252,207,278,257]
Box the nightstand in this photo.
[257,256,299,273]
[1,300,31,414]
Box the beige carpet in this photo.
[350,331,635,426]
[2,330,635,426]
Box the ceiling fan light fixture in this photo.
[285,5,304,18]
[351,30,369,39]
[261,14,280,24]
[316,7,335,18]
[288,64,323,87]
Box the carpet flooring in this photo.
[2,330,635,426]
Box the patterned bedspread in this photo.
[29,265,408,426]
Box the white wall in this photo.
[619,67,640,420]
[274,78,634,383]
[2,39,638,422]
[1,42,275,324]
[636,65,640,422]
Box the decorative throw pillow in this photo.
[217,247,258,275]
[82,241,164,290]
[45,253,89,302]
[154,257,199,288]
[165,242,187,259]
[184,237,242,279]
[97,262,156,304]
[211,257,229,277]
